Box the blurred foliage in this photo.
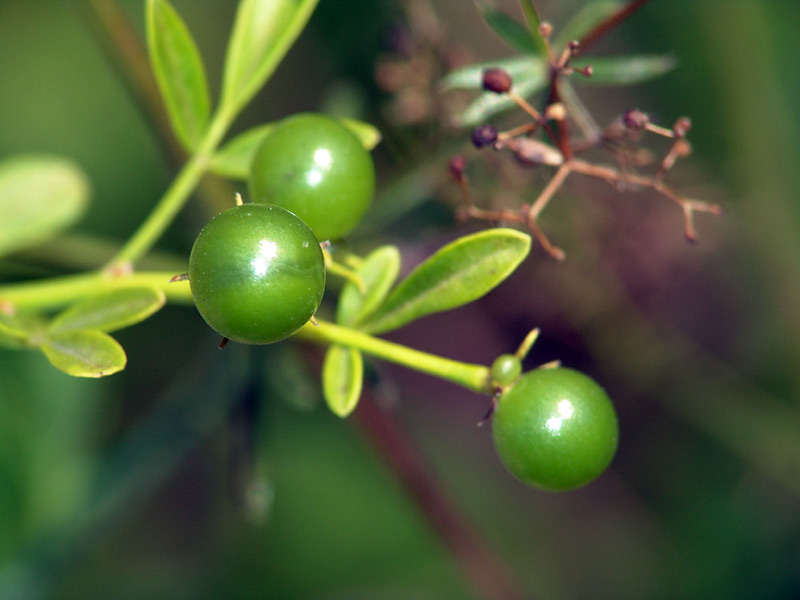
[1,0,800,599]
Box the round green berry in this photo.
[249,113,375,241]
[492,367,618,491]
[188,203,325,344]
[491,354,522,387]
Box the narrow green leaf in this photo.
[475,0,539,55]
[517,0,544,44]
[572,54,678,86]
[49,287,166,334]
[220,0,320,116]
[336,245,401,327]
[440,56,546,127]
[210,123,277,180]
[209,117,380,180]
[146,0,211,151]
[0,156,89,257]
[362,229,531,335]
[338,118,382,152]
[461,69,546,127]
[0,310,42,348]
[322,345,363,417]
[439,55,545,91]
[554,0,623,48]
[42,329,126,378]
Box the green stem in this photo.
[296,319,493,395]
[0,267,491,394]
[106,106,235,270]
[0,271,193,311]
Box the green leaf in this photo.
[518,0,544,42]
[146,0,211,151]
[210,123,277,179]
[440,55,544,91]
[554,0,623,48]
[440,56,546,127]
[338,118,382,152]
[362,229,531,335]
[49,287,166,334]
[336,246,401,327]
[209,117,380,180]
[41,329,126,378]
[572,54,678,86]
[0,156,89,257]
[322,345,363,417]
[475,0,539,55]
[0,310,42,348]
[220,0,320,116]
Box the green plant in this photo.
[0,0,737,596]
[187,201,326,345]
[492,366,619,490]
[249,112,376,240]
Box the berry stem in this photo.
[105,105,237,271]
[295,319,493,395]
[0,271,193,311]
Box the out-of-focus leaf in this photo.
[0,310,42,348]
[362,229,531,335]
[336,246,401,327]
[49,287,166,334]
[475,0,539,55]
[518,0,544,48]
[338,118,382,151]
[146,0,210,151]
[440,56,546,127]
[210,123,277,180]
[220,0,319,116]
[41,329,126,378]
[210,117,380,180]
[439,55,545,91]
[322,345,363,417]
[0,156,89,257]
[554,0,623,48]
[572,54,678,86]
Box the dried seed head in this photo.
[448,155,466,181]
[507,138,563,167]
[482,68,512,93]
[545,102,567,121]
[471,124,499,148]
[538,21,553,39]
[673,117,692,137]
[622,109,649,131]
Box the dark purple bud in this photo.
[622,109,649,131]
[482,68,512,93]
[471,124,498,148]
[448,155,466,181]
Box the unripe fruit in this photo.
[249,113,375,241]
[492,367,618,490]
[188,203,325,344]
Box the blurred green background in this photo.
[1,1,799,598]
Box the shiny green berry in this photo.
[492,367,618,491]
[188,203,325,344]
[491,354,522,387]
[249,113,375,241]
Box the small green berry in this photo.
[249,113,375,241]
[491,354,522,387]
[188,203,325,344]
[492,367,618,491]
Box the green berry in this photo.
[492,367,618,491]
[188,203,325,344]
[249,113,375,240]
[491,354,522,387]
